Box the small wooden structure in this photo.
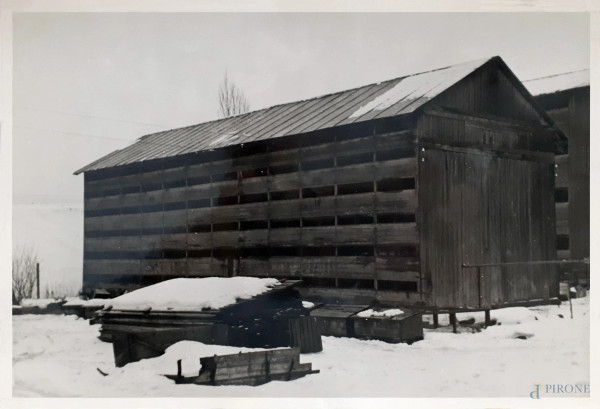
[310,304,369,337]
[76,56,564,312]
[62,299,106,319]
[288,316,323,353]
[310,304,423,343]
[165,348,319,386]
[352,311,423,343]
[94,280,323,366]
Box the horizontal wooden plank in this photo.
[268,228,302,246]
[187,259,228,277]
[183,184,213,201]
[84,260,141,276]
[374,256,420,272]
[376,223,419,244]
[238,230,269,247]
[556,219,569,235]
[300,287,419,306]
[85,195,121,211]
[85,236,120,252]
[555,202,569,223]
[141,235,164,249]
[86,220,419,250]
[163,209,187,227]
[212,231,242,247]
[85,216,104,231]
[140,260,187,276]
[375,270,420,282]
[85,132,416,194]
[419,141,556,164]
[160,233,189,248]
[212,348,299,364]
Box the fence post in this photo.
[36,263,40,299]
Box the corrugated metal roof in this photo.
[523,69,590,96]
[75,57,494,174]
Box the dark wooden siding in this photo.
[535,86,589,281]
[431,59,547,124]
[83,126,420,294]
[418,111,558,309]
[567,88,590,263]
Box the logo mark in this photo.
[530,383,542,399]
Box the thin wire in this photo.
[15,105,169,128]
[14,125,195,151]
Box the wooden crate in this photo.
[351,310,423,343]
[309,304,369,337]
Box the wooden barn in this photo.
[524,70,590,284]
[75,56,565,311]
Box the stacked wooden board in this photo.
[165,348,319,386]
[92,280,324,366]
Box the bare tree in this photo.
[218,71,250,118]
[12,246,39,304]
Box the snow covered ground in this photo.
[13,295,589,398]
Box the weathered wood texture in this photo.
[351,311,423,343]
[433,59,548,125]
[566,88,590,263]
[536,88,589,282]
[418,112,558,309]
[309,304,369,337]
[83,128,420,292]
[531,86,589,284]
[288,316,323,353]
[82,60,562,310]
[166,348,319,386]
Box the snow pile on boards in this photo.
[62,298,107,307]
[356,308,404,318]
[20,298,63,309]
[106,277,280,311]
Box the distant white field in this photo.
[13,203,83,296]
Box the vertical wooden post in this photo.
[449,313,457,334]
[484,310,491,327]
[477,266,482,310]
[36,263,40,299]
[177,359,182,378]
[433,313,439,329]
[567,287,573,319]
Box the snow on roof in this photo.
[349,58,488,118]
[106,277,280,312]
[523,69,589,96]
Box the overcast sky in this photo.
[13,12,589,204]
